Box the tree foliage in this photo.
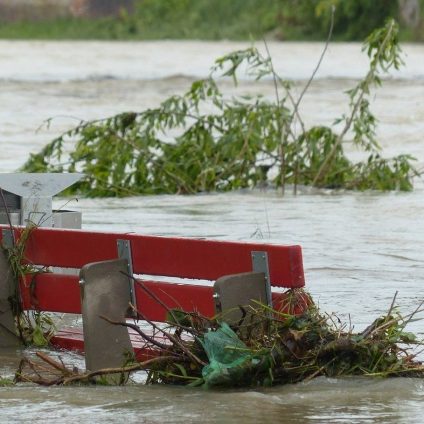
[0,0,414,42]
[22,19,420,197]
[117,0,402,41]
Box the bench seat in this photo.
[51,326,172,362]
[0,225,307,367]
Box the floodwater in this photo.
[0,40,424,423]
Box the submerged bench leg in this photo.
[80,258,133,373]
[0,249,20,347]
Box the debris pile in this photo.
[15,290,424,387]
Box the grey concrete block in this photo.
[0,248,20,347]
[80,258,133,373]
[213,271,267,325]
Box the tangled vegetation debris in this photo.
[22,19,420,196]
[14,290,424,388]
[1,222,55,348]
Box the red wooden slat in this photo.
[20,273,310,321]
[0,225,305,288]
[50,287,310,362]
[134,280,215,321]
[50,331,84,354]
[50,328,164,362]
[20,273,214,319]
[130,236,305,288]
[20,274,81,314]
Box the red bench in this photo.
[0,225,306,369]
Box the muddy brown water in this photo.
[0,40,423,423]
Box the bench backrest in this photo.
[0,225,305,321]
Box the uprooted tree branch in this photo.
[22,18,421,197]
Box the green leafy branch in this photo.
[21,18,420,196]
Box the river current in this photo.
[0,40,423,423]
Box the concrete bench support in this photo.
[0,249,20,347]
[80,258,133,372]
[213,271,268,324]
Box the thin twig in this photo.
[63,356,177,385]
[399,299,424,331]
[387,291,399,317]
[263,39,281,110]
[262,39,306,134]
[35,352,72,376]
[294,5,335,116]
[128,304,207,367]
[121,271,204,336]
[312,19,396,186]
[292,5,335,194]
[100,315,172,351]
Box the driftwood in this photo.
[15,353,177,386]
